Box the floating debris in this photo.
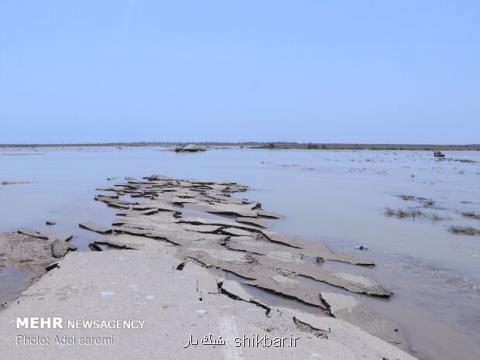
[17,229,49,240]
[88,243,103,251]
[79,221,113,234]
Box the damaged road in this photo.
[92,175,389,300]
[0,240,415,359]
[87,175,402,345]
[0,174,414,359]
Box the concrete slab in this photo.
[0,247,416,360]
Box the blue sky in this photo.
[0,1,479,144]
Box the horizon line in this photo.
[1,142,479,151]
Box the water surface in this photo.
[1,146,479,359]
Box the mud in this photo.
[0,231,75,284]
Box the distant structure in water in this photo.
[174,144,207,153]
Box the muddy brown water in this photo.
[1,146,479,360]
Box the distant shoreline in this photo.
[0,142,479,151]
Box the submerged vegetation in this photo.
[0,180,30,186]
[384,207,423,219]
[387,193,480,236]
[391,193,480,235]
[397,194,435,208]
[461,211,480,220]
[449,226,480,236]
[384,207,446,222]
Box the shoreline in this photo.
[0,142,479,151]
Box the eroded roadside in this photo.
[0,230,75,283]
[0,175,416,359]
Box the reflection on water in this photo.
[0,146,479,359]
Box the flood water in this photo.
[1,146,479,360]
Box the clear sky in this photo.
[0,1,479,144]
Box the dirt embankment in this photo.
[0,230,76,285]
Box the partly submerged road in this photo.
[0,175,417,359]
